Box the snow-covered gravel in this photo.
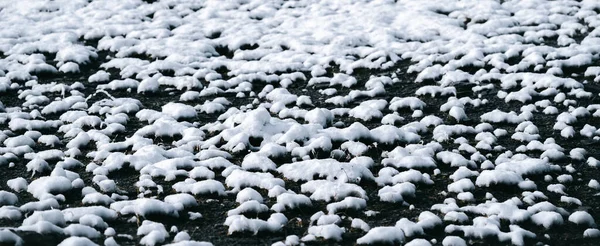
[1,0,600,245]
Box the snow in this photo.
[278,159,373,183]
[405,239,432,246]
[22,209,65,228]
[236,188,264,204]
[165,241,213,246]
[225,213,287,235]
[173,231,191,243]
[89,71,111,83]
[307,224,345,241]
[162,103,197,120]
[568,211,596,227]
[0,191,19,205]
[448,179,475,193]
[164,194,198,210]
[173,179,226,196]
[64,224,101,238]
[450,167,479,182]
[584,229,600,238]
[110,198,180,218]
[19,220,64,235]
[341,141,369,156]
[4,135,35,148]
[225,169,284,192]
[0,206,22,220]
[57,237,97,246]
[301,180,367,202]
[378,182,416,203]
[351,218,370,232]
[589,179,600,190]
[444,211,469,223]
[0,0,598,244]
[227,200,268,216]
[357,226,405,245]
[370,125,420,144]
[138,76,160,94]
[396,218,424,237]
[0,229,23,246]
[475,170,524,187]
[326,197,367,214]
[59,62,80,73]
[138,220,169,246]
[27,176,73,199]
[437,151,475,168]
[389,97,426,111]
[241,153,276,172]
[445,217,535,245]
[349,100,386,121]
[79,214,108,230]
[442,236,466,246]
[531,211,564,229]
[272,193,312,212]
[97,79,139,91]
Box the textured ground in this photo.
[1,0,600,246]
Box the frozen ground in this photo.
[1,0,600,245]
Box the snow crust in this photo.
[0,0,599,244]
